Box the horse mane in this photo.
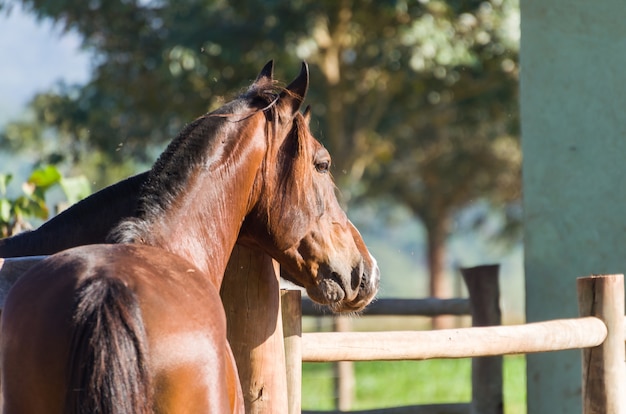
[108,77,281,244]
[264,112,315,226]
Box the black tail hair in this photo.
[65,274,153,414]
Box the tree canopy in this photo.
[1,0,520,310]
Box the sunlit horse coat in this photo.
[1,61,379,413]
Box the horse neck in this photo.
[148,124,268,288]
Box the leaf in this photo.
[14,196,49,221]
[28,165,62,189]
[30,201,50,220]
[0,173,12,196]
[0,199,11,223]
[59,176,92,205]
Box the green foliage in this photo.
[0,165,90,237]
[3,0,522,296]
[58,174,91,205]
[5,0,519,193]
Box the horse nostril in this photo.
[350,261,363,292]
[319,276,345,302]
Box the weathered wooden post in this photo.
[281,289,302,414]
[221,245,288,413]
[577,274,626,414]
[461,264,503,414]
[332,316,355,411]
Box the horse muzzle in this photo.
[336,254,380,313]
[306,255,380,313]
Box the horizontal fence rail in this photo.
[302,297,471,317]
[301,316,608,362]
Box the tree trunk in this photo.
[425,215,454,329]
[313,2,360,199]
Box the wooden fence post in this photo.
[461,264,503,414]
[281,290,302,414]
[333,316,354,411]
[577,274,626,414]
[221,245,288,414]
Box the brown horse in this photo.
[0,168,375,309]
[1,61,379,413]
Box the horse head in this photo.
[241,61,380,313]
[107,60,379,313]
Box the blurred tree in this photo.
[1,0,520,323]
[363,1,521,326]
[0,165,90,237]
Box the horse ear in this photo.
[303,105,312,125]
[278,62,309,117]
[256,60,274,82]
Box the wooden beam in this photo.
[302,317,607,362]
[302,297,470,317]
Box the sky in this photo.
[0,4,90,126]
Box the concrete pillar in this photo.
[521,1,626,413]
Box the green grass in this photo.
[302,355,526,413]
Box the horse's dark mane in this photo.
[264,112,313,224]
[108,78,280,244]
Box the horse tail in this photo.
[65,274,153,414]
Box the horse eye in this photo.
[315,161,330,173]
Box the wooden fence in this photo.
[285,273,626,414]
[299,264,502,413]
[1,255,625,414]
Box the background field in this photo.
[302,355,526,413]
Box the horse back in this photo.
[1,244,243,414]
